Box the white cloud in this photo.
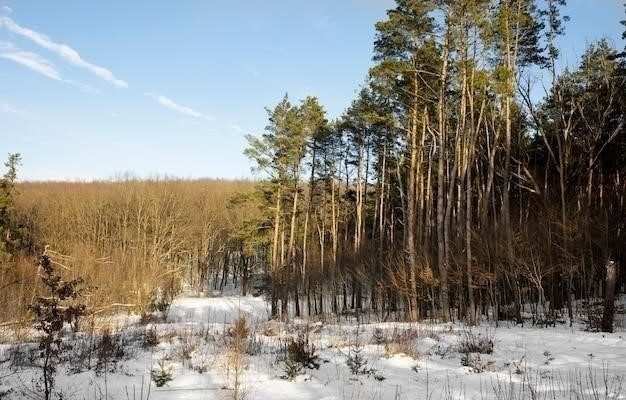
[147,93,215,120]
[0,101,26,114]
[1,6,11,14]
[0,16,127,88]
[0,44,95,91]
[0,50,62,80]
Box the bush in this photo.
[345,328,373,375]
[384,342,420,359]
[458,329,494,373]
[224,317,248,400]
[28,253,85,400]
[383,327,420,359]
[96,328,128,374]
[63,327,139,374]
[371,327,386,345]
[64,333,96,373]
[143,326,159,348]
[148,285,176,317]
[151,360,173,387]
[581,300,604,332]
[389,327,420,344]
[245,334,264,356]
[346,344,371,375]
[286,334,320,369]
[229,316,250,340]
[7,343,38,369]
[457,329,494,355]
[281,357,302,381]
[460,352,491,373]
[174,330,199,368]
[280,334,320,380]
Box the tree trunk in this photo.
[436,34,451,322]
[601,260,617,333]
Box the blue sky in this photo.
[0,0,623,181]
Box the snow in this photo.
[168,295,270,325]
[1,295,625,399]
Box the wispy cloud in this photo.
[1,6,11,15]
[0,50,62,81]
[147,93,215,121]
[0,42,96,91]
[0,16,127,88]
[0,101,27,114]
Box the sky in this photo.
[0,0,623,181]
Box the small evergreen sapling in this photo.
[29,253,85,400]
[281,357,302,381]
[344,328,374,375]
[280,334,320,380]
[150,360,173,387]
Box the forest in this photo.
[231,0,626,328]
[1,0,625,329]
[1,1,626,399]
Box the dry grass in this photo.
[223,315,249,400]
[379,326,422,359]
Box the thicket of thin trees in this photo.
[0,178,256,321]
[241,0,626,328]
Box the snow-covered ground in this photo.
[1,295,624,399]
[167,295,270,325]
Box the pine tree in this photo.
[372,0,440,320]
[245,95,325,317]
[238,0,626,327]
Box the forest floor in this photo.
[1,293,625,400]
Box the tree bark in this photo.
[601,260,617,333]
